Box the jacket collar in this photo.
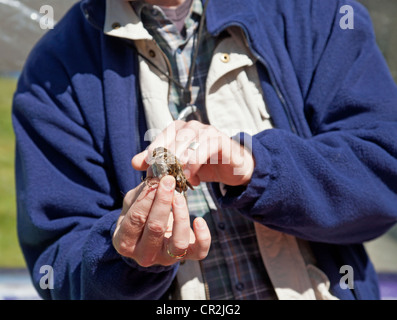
[79,0,256,38]
[103,0,152,40]
[80,0,106,31]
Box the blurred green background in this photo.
[0,0,396,272]
[0,0,79,268]
[0,77,20,267]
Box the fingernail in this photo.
[195,217,206,229]
[162,176,175,191]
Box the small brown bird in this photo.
[144,147,194,195]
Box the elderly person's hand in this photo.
[112,176,211,267]
[132,120,255,187]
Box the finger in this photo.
[166,193,191,259]
[189,217,211,260]
[137,175,176,265]
[184,129,226,180]
[132,150,149,171]
[186,132,251,185]
[121,182,145,213]
[132,121,187,171]
[171,121,205,161]
[113,183,157,257]
[148,120,186,155]
[181,168,201,187]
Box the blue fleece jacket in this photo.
[12,0,397,300]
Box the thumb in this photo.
[132,150,150,171]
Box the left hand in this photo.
[112,176,211,267]
[132,120,255,187]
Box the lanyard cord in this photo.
[134,0,211,108]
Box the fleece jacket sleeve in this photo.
[12,71,177,300]
[11,6,177,299]
[216,1,397,245]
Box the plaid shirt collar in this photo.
[130,0,210,117]
[129,0,203,23]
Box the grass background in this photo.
[0,77,25,267]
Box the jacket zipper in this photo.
[250,50,298,135]
[214,23,298,135]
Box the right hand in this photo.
[112,175,211,267]
[132,120,255,188]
